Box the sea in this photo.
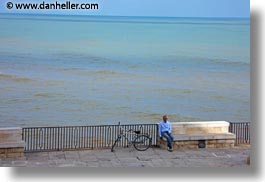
[0,14,250,127]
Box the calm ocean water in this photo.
[0,14,250,127]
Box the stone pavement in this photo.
[0,146,250,167]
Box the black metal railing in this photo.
[22,124,158,152]
[229,122,250,145]
[22,122,249,152]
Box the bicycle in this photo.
[111,124,152,152]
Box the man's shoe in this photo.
[167,147,173,152]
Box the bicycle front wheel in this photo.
[133,135,151,151]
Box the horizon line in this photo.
[0,12,250,19]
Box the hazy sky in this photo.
[0,0,250,17]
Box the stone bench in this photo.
[0,127,25,158]
[158,121,236,149]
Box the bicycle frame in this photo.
[116,126,140,146]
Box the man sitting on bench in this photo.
[159,115,174,152]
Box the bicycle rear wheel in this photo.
[133,134,151,151]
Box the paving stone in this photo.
[93,149,115,155]
[112,147,137,153]
[78,150,95,155]
[171,159,187,167]
[1,157,25,162]
[73,160,87,167]
[183,152,213,159]
[11,160,28,167]
[151,158,171,167]
[86,161,100,167]
[122,162,143,167]
[64,151,80,160]
[57,163,76,167]
[55,160,87,167]
[55,159,68,165]
[158,152,181,159]
[183,158,215,167]
[140,161,154,167]
[25,152,49,161]
[49,152,65,160]
[47,161,57,167]
[99,161,114,167]
[0,147,250,167]
[97,156,112,162]
[118,157,139,163]
[0,162,14,167]
[109,160,123,167]
[212,151,231,158]
[136,156,153,161]
[26,161,51,167]
[81,155,98,162]
[135,149,156,155]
